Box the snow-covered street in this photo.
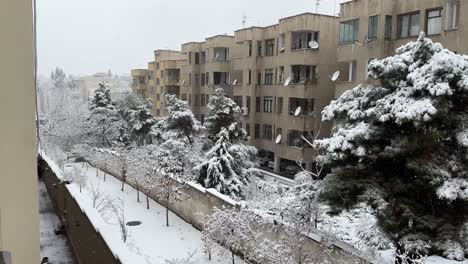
[64,161,244,264]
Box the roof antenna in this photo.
[315,0,321,14]
[242,13,250,28]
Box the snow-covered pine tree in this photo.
[87,82,120,146]
[315,34,468,259]
[204,88,247,142]
[90,82,114,110]
[116,93,156,146]
[195,128,255,199]
[162,94,201,145]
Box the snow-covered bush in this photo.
[433,240,465,261]
[315,33,468,257]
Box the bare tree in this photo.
[104,197,128,242]
[63,166,86,193]
[88,177,106,209]
[164,251,198,264]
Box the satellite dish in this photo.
[275,134,282,144]
[214,53,220,60]
[232,79,238,85]
[309,41,319,49]
[330,71,340,82]
[294,106,302,116]
[180,80,185,85]
[284,77,291,86]
[279,47,286,52]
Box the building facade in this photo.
[180,35,239,122]
[79,73,132,103]
[336,0,467,97]
[154,50,185,117]
[131,69,149,98]
[232,13,339,174]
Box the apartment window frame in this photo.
[194,52,200,64]
[264,69,274,85]
[265,39,275,56]
[279,33,286,52]
[385,15,393,39]
[263,96,273,113]
[262,124,273,141]
[368,15,379,40]
[257,41,263,56]
[446,0,460,30]
[254,124,260,139]
[248,70,252,85]
[277,97,283,114]
[397,11,420,39]
[201,51,206,64]
[201,93,206,106]
[339,19,360,44]
[233,96,243,108]
[255,97,261,112]
[201,73,206,86]
[291,31,319,50]
[246,123,251,137]
[426,8,443,36]
[188,52,192,64]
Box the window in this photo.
[213,47,229,62]
[246,123,251,137]
[257,72,261,85]
[201,93,206,106]
[200,114,205,123]
[201,73,206,86]
[265,39,275,56]
[206,72,209,85]
[160,70,164,78]
[213,72,229,85]
[264,69,274,85]
[291,31,319,50]
[263,124,273,140]
[291,65,318,84]
[257,41,262,56]
[255,97,261,112]
[397,12,420,38]
[279,33,286,52]
[195,95,199,106]
[368,15,379,39]
[254,124,260,139]
[277,97,283,113]
[156,62,160,69]
[156,109,160,116]
[289,98,315,115]
[181,94,187,101]
[426,9,442,35]
[201,52,206,64]
[278,66,284,84]
[288,130,313,148]
[246,96,251,113]
[206,94,210,105]
[234,96,243,107]
[188,52,192,64]
[156,93,160,100]
[248,41,252,56]
[195,74,200,87]
[263,96,273,113]
[194,52,200,64]
[189,94,192,105]
[340,19,359,43]
[248,70,252,85]
[276,128,282,143]
[446,0,460,30]
[156,78,160,85]
[188,73,191,85]
[385,15,393,39]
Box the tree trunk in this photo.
[166,193,170,227]
[121,179,124,191]
[146,193,150,209]
[96,168,99,177]
[136,182,140,203]
[231,251,235,264]
[104,163,107,181]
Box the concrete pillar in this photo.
[274,156,281,173]
[305,162,313,172]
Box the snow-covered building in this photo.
[335,0,468,97]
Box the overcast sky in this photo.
[37,0,342,76]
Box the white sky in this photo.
[37,0,342,76]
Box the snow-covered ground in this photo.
[60,161,244,264]
[39,180,76,264]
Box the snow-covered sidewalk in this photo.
[39,180,76,264]
[62,161,244,264]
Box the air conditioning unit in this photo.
[242,107,249,116]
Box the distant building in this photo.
[79,74,132,103]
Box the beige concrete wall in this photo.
[0,0,40,263]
